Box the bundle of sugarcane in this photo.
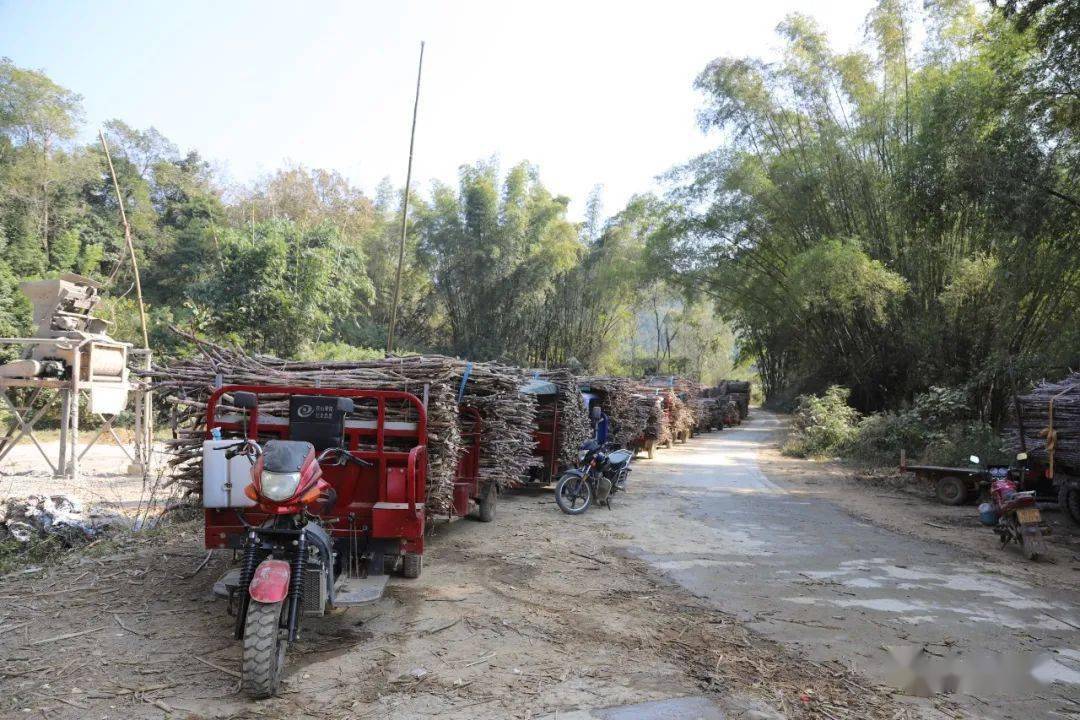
[1007,373,1080,470]
[465,390,542,493]
[631,393,658,437]
[689,396,710,431]
[667,391,694,439]
[723,399,741,426]
[539,368,591,467]
[633,393,668,444]
[579,376,644,448]
[701,397,724,429]
[144,332,538,515]
[725,381,751,419]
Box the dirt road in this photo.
[615,411,1080,720]
[5,412,1074,718]
[2,416,954,720]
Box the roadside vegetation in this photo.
[784,384,1006,467]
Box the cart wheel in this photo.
[401,552,423,579]
[477,482,497,523]
[646,441,655,460]
[935,476,969,506]
[242,599,288,698]
[1059,483,1080,527]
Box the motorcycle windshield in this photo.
[263,440,315,473]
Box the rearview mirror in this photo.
[1016,452,1028,461]
[337,397,355,414]
[232,391,258,410]
[969,455,980,465]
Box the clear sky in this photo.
[0,0,876,218]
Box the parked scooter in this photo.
[554,440,632,515]
[977,453,1050,561]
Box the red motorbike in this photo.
[979,453,1050,561]
[220,391,372,697]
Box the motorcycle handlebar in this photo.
[223,439,262,461]
[316,446,373,467]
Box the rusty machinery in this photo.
[0,273,152,479]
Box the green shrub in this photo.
[783,385,860,457]
[847,411,924,461]
[847,386,1005,465]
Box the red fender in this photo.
[248,559,291,603]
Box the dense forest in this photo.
[1,0,1078,438]
[0,71,729,383]
[654,0,1080,426]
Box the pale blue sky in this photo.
[0,0,876,218]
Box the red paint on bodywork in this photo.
[248,559,291,603]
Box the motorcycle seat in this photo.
[606,449,632,469]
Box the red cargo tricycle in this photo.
[201,385,491,697]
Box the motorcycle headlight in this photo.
[261,471,301,501]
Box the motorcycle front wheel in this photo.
[555,473,592,515]
[242,599,288,698]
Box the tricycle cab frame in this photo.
[203,385,429,562]
[519,378,561,486]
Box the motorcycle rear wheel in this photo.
[1020,527,1046,561]
[555,474,592,515]
[242,599,288,698]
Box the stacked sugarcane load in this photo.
[145,333,539,516]
[579,376,645,448]
[1007,373,1080,472]
[538,368,592,467]
[689,396,711,431]
[698,397,722,431]
[632,392,668,446]
[667,390,694,440]
[725,380,751,419]
[722,399,741,425]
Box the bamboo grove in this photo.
[651,0,1080,423]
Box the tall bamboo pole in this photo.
[386,41,425,355]
[99,129,150,350]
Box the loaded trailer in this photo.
[199,384,496,695]
[203,385,493,594]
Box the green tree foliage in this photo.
[415,160,581,361]
[0,58,722,375]
[656,2,1080,421]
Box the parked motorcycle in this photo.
[223,392,370,697]
[554,440,632,514]
[976,453,1050,561]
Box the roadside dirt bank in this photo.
[1,485,949,719]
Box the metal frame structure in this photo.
[0,337,153,480]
